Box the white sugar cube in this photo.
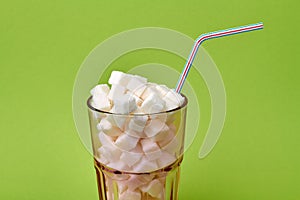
[145,149,162,161]
[164,100,178,111]
[97,118,123,137]
[163,90,185,110]
[126,175,147,191]
[128,115,148,133]
[141,93,165,113]
[140,179,163,198]
[98,145,121,162]
[140,85,159,100]
[132,85,147,98]
[133,156,158,173]
[120,151,143,167]
[106,114,127,130]
[97,118,111,131]
[107,160,129,171]
[155,84,169,97]
[98,131,115,147]
[115,133,139,151]
[119,190,141,200]
[131,143,144,154]
[108,84,126,100]
[144,119,166,137]
[140,138,160,153]
[140,139,162,160]
[90,84,110,96]
[108,71,132,86]
[113,94,137,114]
[126,91,143,106]
[92,93,111,111]
[126,75,147,92]
[156,151,176,168]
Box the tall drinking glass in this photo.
[87,95,187,200]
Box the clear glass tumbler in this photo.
[87,95,187,200]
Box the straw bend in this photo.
[175,22,264,93]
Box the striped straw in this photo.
[175,22,264,93]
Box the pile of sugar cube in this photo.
[91,71,184,114]
[89,71,185,200]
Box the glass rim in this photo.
[87,93,188,116]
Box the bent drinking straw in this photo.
[175,22,264,93]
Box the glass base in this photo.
[94,156,183,200]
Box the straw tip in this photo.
[258,22,264,28]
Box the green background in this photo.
[0,0,299,199]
